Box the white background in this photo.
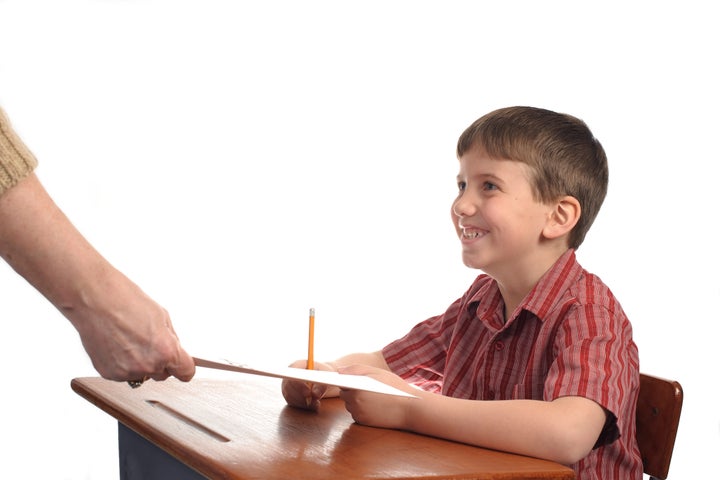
[1,1,717,478]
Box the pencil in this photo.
[307,307,315,370]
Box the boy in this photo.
[281,106,642,479]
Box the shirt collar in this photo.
[521,249,582,320]
[467,249,582,324]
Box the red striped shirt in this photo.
[382,250,642,480]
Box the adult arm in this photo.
[0,172,195,382]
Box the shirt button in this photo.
[494,341,504,351]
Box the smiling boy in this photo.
[282,106,642,479]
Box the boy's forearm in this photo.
[317,352,388,398]
[405,393,605,465]
[328,351,389,371]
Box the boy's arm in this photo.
[339,365,606,466]
[327,351,390,371]
[408,391,606,465]
[282,351,389,409]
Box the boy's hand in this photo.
[337,364,417,429]
[281,360,334,411]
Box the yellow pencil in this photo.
[307,307,315,370]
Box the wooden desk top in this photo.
[71,375,575,480]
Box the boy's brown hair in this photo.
[456,106,608,249]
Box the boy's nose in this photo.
[452,195,475,218]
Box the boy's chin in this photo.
[461,255,485,270]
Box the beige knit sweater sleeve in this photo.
[0,106,39,197]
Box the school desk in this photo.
[71,375,576,479]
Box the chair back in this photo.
[636,373,683,480]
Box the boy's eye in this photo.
[483,181,498,191]
[457,181,467,192]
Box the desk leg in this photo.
[118,423,207,480]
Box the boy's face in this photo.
[451,145,556,279]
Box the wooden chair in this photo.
[636,373,683,480]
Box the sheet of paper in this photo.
[193,357,417,398]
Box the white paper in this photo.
[193,357,417,398]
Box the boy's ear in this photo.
[543,196,581,240]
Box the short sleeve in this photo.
[382,296,466,393]
[545,302,640,448]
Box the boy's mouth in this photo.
[461,228,485,239]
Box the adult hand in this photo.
[71,267,196,382]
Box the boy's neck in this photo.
[494,246,572,323]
